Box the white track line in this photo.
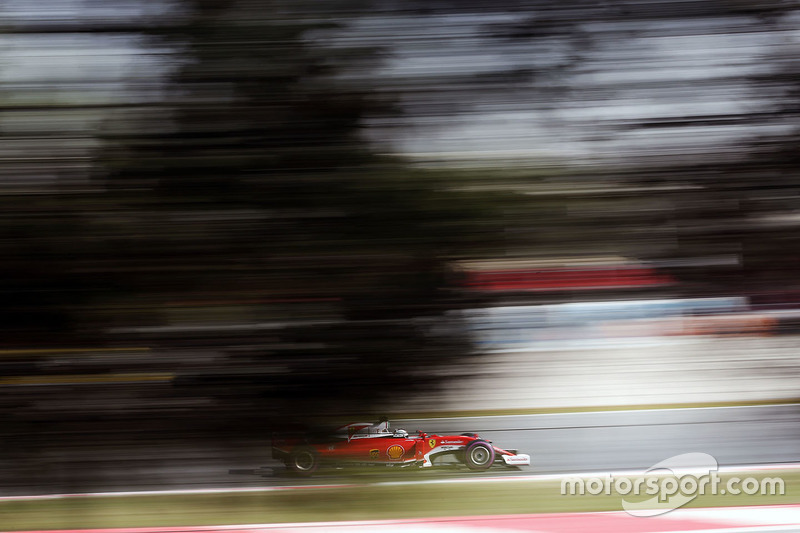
[658,526,798,533]
[0,484,357,502]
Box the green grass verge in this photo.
[2,470,797,530]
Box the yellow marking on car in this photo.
[387,445,405,460]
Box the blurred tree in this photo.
[94,0,500,427]
[459,0,800,298]
[8,0,800,437]
[0,198,81,343]
[635,2,800,297]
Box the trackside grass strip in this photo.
[1,469,798,530]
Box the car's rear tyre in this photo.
[287,446,319,476]
[464,441,495,471]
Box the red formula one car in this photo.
[272,418,530,476]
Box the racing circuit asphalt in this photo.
[399,403,800,474]
[3,403,799,496]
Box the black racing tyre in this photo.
[464,441,495,471]
[287,446,320,476]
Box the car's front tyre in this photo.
[464,441,495,471]
[287,446,320,476]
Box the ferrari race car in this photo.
[272,418,530,476]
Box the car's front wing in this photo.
[499,453,531,466]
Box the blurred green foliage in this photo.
[2,0,800,434]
